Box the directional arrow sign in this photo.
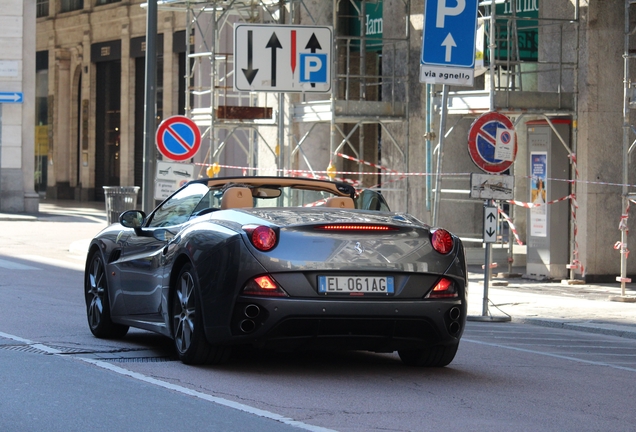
[242,30,258,85]
[420,0,479,86]
[0,92,23,103]
[234,24,332,93]
[483,205,498,243]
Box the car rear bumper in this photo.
[206,297,466,352]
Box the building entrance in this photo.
[95,60,121,201]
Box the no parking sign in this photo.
[156,115,201,161]
[467,112,517,173]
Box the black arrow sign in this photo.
[486,228,496,238]
[266,32,282,87]
[305,33,322,88]
[486,212,497,222]
[242,30,259,85]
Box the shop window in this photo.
[60,0,83,12]
[36,0,49,17]
[96,0,120,5]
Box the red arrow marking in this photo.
[477,128,496,146]
[291,30,297,74]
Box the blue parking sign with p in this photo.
[422,0,478,67]
[299,53,328,83]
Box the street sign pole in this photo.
[142,0,157,213]
[469,199,511,322]
[432,85,449,226]
[482,200,495,315]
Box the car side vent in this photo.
[108,249,122,263]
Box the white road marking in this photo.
[0,330,336,432]
[464,338,636,372]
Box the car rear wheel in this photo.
[171,263,231,365]
[85,252,129,339]
[398,342,459,367]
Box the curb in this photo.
[511,317,636,340]
[0,214,38,222]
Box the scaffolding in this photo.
[616,0,636,299]
[429,0,581,278]
[155,0,411,210]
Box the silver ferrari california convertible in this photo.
[84,176,467,366]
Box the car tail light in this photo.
[425,277,458,299]
[315,224,398,231]
[431,229,453,254]
[243,225,277,251]
[242,275,288,297]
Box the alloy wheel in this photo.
[173,270,196,354]
[87,255,106,330]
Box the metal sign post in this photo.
[142,0,157,214]
[469,200,511,323]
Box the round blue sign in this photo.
[156,116,201,161]
[467,112,517,173]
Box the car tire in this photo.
[171,263,231,365]
[398,342,459,367]
[85,252,129,339]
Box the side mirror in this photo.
[119,210,147,235]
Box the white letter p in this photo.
[436,0,466,28]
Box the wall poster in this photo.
[530,151,547,237]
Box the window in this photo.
[60,0,83,12]
[36,0,49,17]
[96,0,121,5]
[148,183,210,227]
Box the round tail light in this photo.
[431,229,454,254]
[244,225,277,251]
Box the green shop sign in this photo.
[348,0,383,52]
[483,0,539,62]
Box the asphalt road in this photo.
[1,206,636,431]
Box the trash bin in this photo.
[103,186,140,225]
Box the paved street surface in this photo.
[1,200,636,431]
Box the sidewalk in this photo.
[2,199,635,339]
[467,269,636,339]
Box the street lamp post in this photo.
[142,0,158,213]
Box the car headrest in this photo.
[325,197,355,209]
[221,187,253,209]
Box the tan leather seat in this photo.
[221,187,253,209]
[325,197,355,209]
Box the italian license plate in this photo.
[318,276,394,295]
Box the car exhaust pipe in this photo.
[449,306,461,321]
[448,321,461,336]
[239,319,256,333]
[244,304,260,319]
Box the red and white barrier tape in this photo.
[614,241,630,259]
[497,207,524,246]
[507,194,574,209]
[336,152,399,173]
[194,162,636,188]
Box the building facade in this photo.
[0,0,38,213]
[34,0,636,282]
[36,0,187,201]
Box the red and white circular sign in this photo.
[467,112,517,174]
[156,115,201,161]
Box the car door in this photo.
[117,183,210,316]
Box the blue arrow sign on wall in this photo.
[421,0,479,68]
[0,92,23,103]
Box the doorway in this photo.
[94,60,121,201]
